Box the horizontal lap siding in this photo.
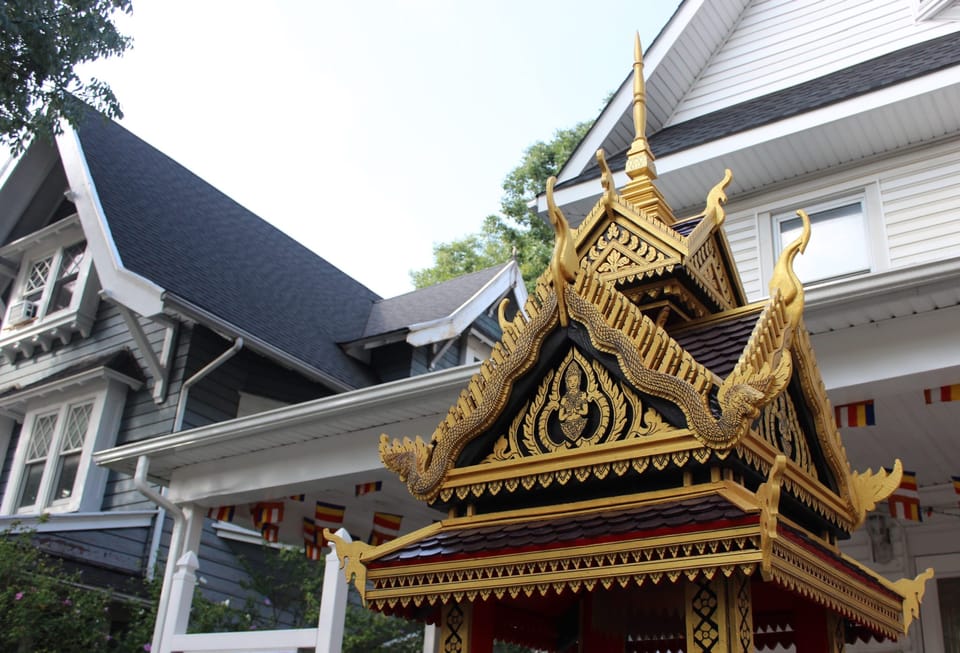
[671,0,958,125]
[881,146,960,268]
[34,527,151,575]
[724,211,763,301]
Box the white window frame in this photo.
[758,182,888,291]
[0,368,140,516]
[0,214,99,362]
[917,553,960,653]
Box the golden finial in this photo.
[769,209,811,328]
[546,176,579,326]
[597,148,616,206]
[625,33,657,181]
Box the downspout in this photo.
[173,337,244,432]
[138,336,244,652]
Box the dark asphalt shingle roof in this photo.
[673,309,761,378]
[563,30,960,189]
[76,111,381,389]
[362,263,510,338]
[373,494,750,564]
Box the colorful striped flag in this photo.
[369,512,403,545]
[304,542,323,560]
[355,481,383,496]
[261,523,280,543]
[953,476,960,508]
[303,517,318,544]
[834,400,875,428]
[288,494,305,502]
[888,469,921,521]
[251,502,284,528]
[924,384,960,404]
[207,506,235,522]
[315,501,346,526]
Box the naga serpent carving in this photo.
[565,285,791,447]
[380,292,560,502]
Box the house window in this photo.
[0,215,98,360]
[0,367,140,516]
[15,401,93,511]
[776,199,869,285]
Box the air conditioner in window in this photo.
[7,300,37,326]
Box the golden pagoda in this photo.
[327,36,932,653]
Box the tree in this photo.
[411,120,593,290]
[0,0,132,154]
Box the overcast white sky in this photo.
[84,1,679,298]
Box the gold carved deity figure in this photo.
[557,360,590,443]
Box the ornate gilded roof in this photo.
[354,34,932,642]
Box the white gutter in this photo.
[95,362,479,478]
[162,294,356,393]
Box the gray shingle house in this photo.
[0,108,525,631]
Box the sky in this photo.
[83,1,680,298]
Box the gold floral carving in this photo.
[850,460,903,526]
[567,273,791,450]
[484,348,668,463]
[583,221,676,283]
[324,529,372,598]
[757,455,786,581]
[894,567,934,633]
[757,391,815,477]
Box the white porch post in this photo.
[316,527,351,653]
[422,624,438,653]
[158,503,205,653]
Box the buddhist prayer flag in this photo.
[953,476,960,508]
[924,384,960,404]
[888,469,921,521]
[834,400,875,428]
[261,523,280,543]
[303,517,318,544]
[288,494,305,502]
[304,542,323,561]
[355,481,383,496]
[207,506,235,522]
[369,512,403,545]
[251,502,284,528]
[315,501,346,526]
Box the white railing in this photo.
[168,627,319,653]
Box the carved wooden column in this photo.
[683,575,754,653]
[439,601,494,653]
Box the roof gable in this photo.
[69,109,381,389]
[358,261,528,347]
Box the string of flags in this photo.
[203,480,403,559]
[880,469,960,522]
[832,383,960,429]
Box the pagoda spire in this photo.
[620,34,674,224]
[625,33,657,181]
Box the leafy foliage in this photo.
[411,120,593,291]
[0,0,132,154]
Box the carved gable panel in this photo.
[484,346,675,463]
[687,237,738,309]
[582,221,680,284]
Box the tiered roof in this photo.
[328,35,932,645]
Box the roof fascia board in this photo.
[558,0,713,183]
[56,126,165,317]
[93,362,478,476]
[546,67,960,210]
[406,263,528,347]
[161,293,354,392]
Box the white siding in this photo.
[669,0,960,125]
[881,145,960,268]
[723,211,763,300]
